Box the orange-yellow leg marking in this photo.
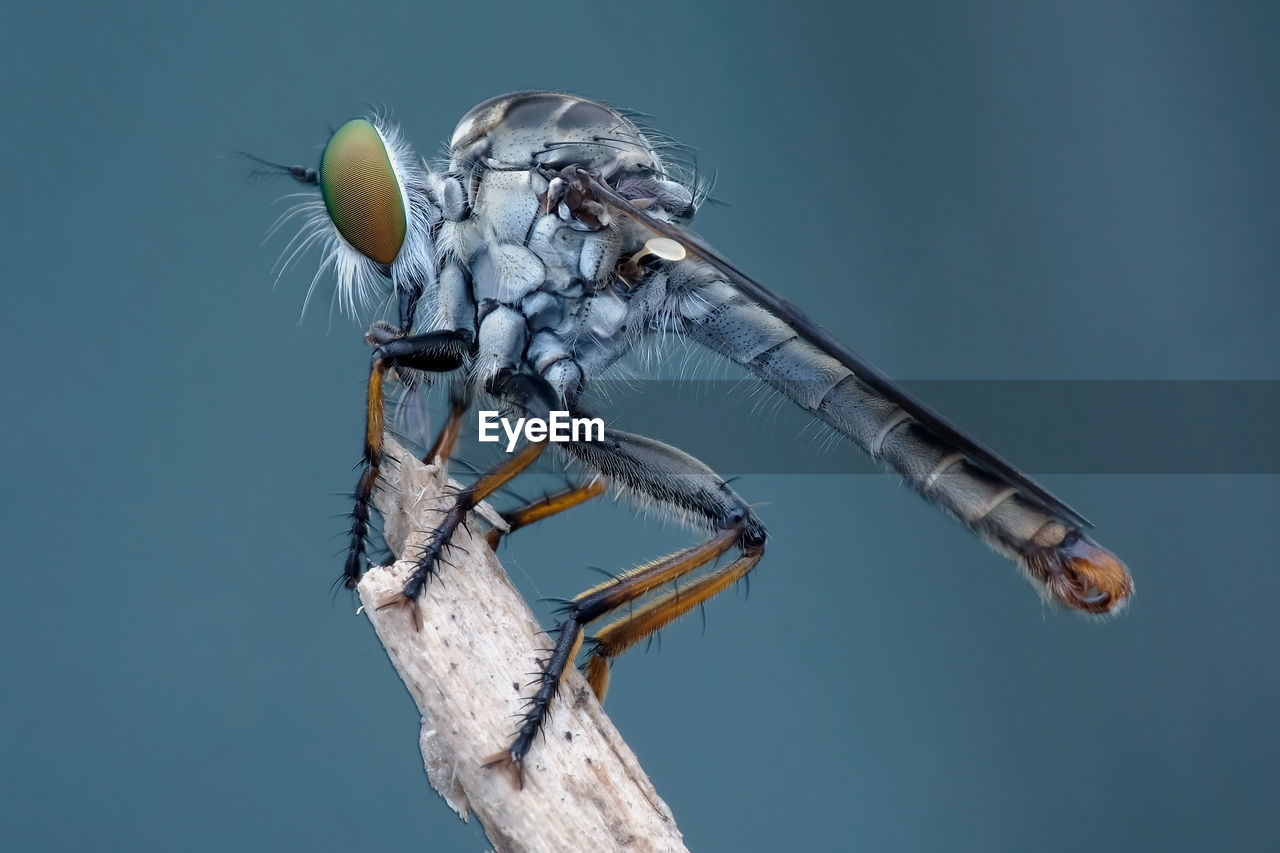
[571,525,741,613]
[585,545,764,701]
[344,330,469,588]
[423,394,468,466]
[484,479,607,550]
[342,362,389,587]
[486,524,746,782]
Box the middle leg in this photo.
[484,479,608,550]
[423,380,472,466]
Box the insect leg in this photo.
[485,424,767,785]
[343,329,472,590]
[582,545,763,702]
[483,479,607,550]
[484,523,747,787]
[376,372,559,628]
[423,381,472,466]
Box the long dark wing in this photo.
[583,172,1091,529]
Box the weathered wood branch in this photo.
[357,437,689,853]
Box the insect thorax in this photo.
[449,91,662,176]
[433,92,700,403]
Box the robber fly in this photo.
[251,91,1133,784]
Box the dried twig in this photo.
[357,437,689,853]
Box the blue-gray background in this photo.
[2,1,1277,850]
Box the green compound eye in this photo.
[319,119,407,266]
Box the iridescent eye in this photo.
[319,119,407,266]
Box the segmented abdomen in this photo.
[681,277,1132,614]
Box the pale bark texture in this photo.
[356,437,689,853]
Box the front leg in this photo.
[343,329,472,590]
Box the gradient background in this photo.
[2,1,1277,850]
